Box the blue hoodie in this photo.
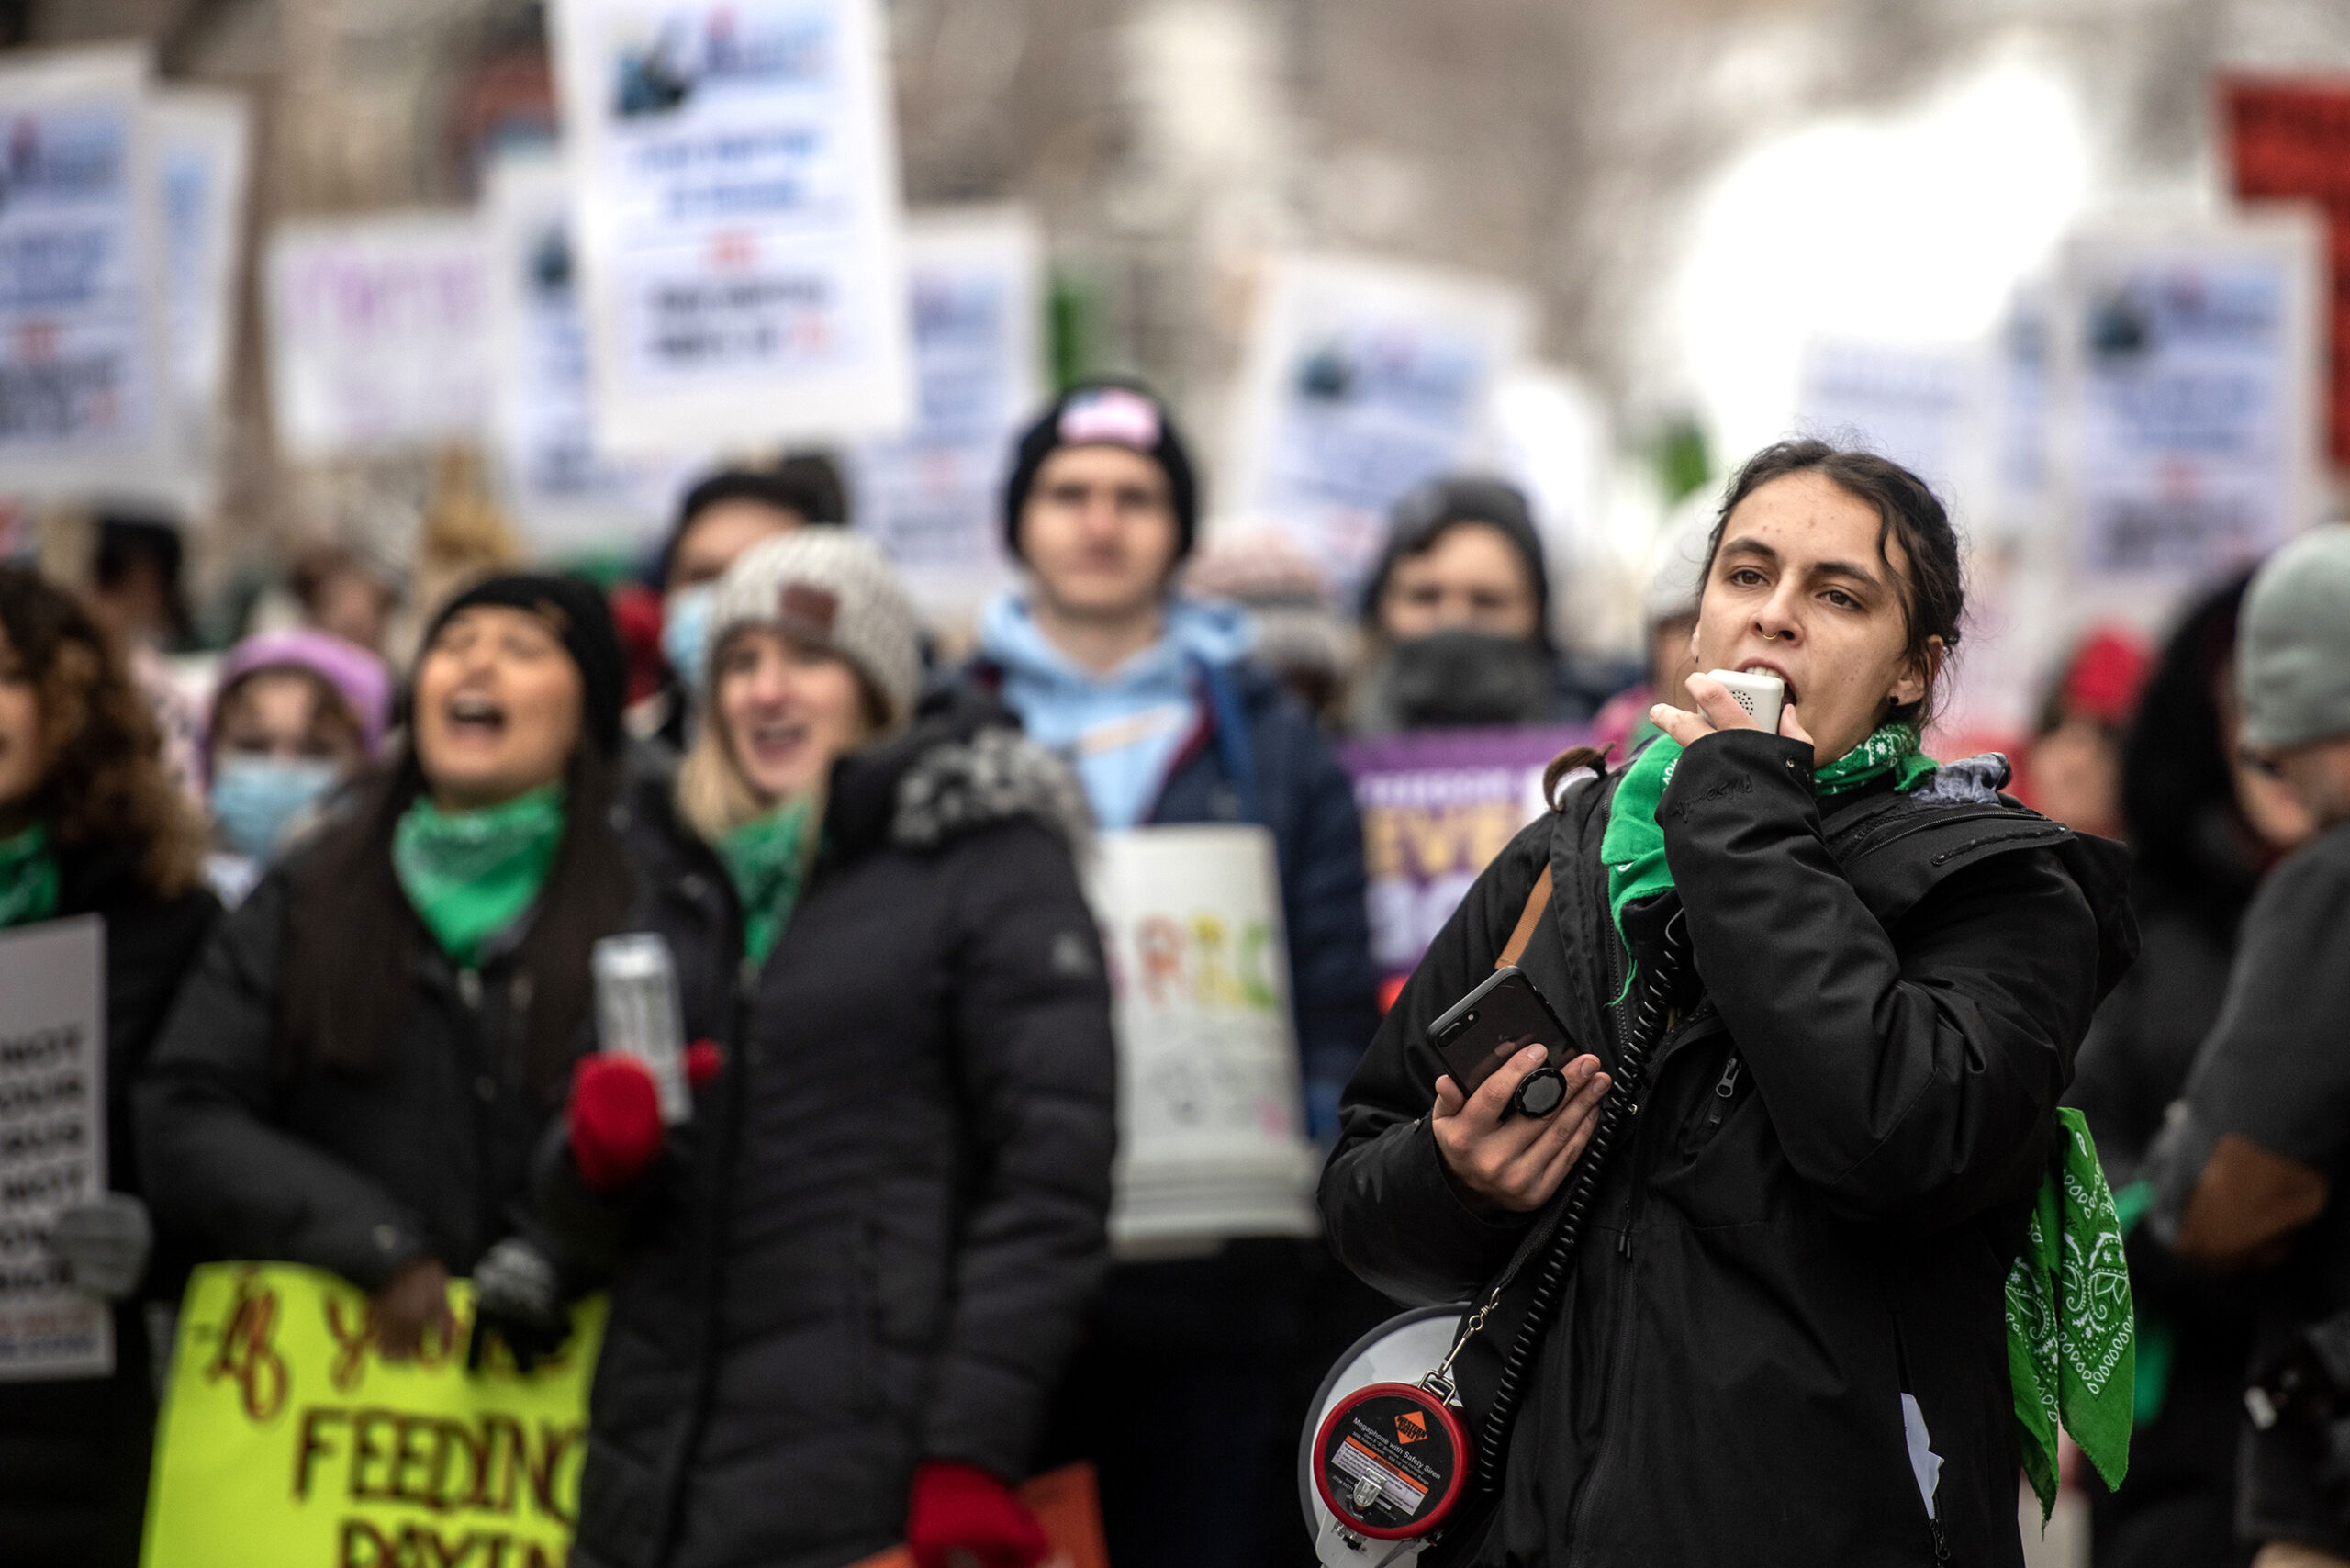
[976,593,1257,831]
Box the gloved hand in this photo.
[906,1461,1050,1568]
[466,1236,570,1374]
[49,1193,152,1302]
[568,1053,665,1193]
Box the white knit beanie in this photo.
[705,530,923,725]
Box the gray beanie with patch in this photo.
[706,530,923,726]
[2240,523,2350,750]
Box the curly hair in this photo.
[0,565,206,897]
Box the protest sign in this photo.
[850,206,1041,617]
[550,0,913,455]
[0,47,178,497]
[2222,75,2350,465]
[1087,825,1317,1254]
[0,915,110,1382]
[141,1262,605,1568]
[1225,253,1530,600]
[2052,214,2322,587]
[149,87,250,507]
[1794,337,1990,521]
[266,213,496,459]
[1339,727,1584,996]
[485,148,693,552]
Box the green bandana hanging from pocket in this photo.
[0,822,58,930]
[2007,1106,2134,1519]
[391,785,567,966]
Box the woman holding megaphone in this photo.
[1320,442,2138,1566]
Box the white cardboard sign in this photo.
[0,47,177,496]
[550,0,914,454]
[0,915,111,1383]
[264,211,496,459]
[1087,824,1318,1255]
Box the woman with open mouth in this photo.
[138,575,635,1364]
[535,529,1117,1568]
[1321,441,2141,1566]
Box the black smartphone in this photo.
[1428,966,1574,1106]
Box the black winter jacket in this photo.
[136,833,603,1293]
[559,693,1117,1568]
[1321,733,2134,1567]
[0,846,217,1568]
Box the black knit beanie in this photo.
[1002,380,1198,561]
[1360,476,1553,652]
[421,573,627,756]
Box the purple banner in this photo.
[1338,724,1590,999]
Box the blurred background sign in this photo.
[548,0,913,456]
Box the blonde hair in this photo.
[676,627,902,842]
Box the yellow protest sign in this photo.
[141,1262,606,1568]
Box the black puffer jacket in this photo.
[561,690,1117,1568]
[1322,732,2135,1567]
[0,846,217,1568]
[136,820,615,1293]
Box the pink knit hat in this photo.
[204,629,394,778]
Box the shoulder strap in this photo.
[1495,866,1553,971]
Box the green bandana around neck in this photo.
[0,822,59,930]
[2009,1108,2135,1518]
[716,795,814,966]
[391,784,567,966]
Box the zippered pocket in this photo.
[1677,1049,1746,1155]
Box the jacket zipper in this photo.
[1701,1054,1741,1140]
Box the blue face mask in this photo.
[662,583,716,700]
[210,755,340,862]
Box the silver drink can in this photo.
[591,934,690,1123]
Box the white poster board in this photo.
[550,0,913,455]
[850,207,1041,616]
[1793,337,1990,520]
[150,88,251,509]
[265,213,495,460]
[485,149,694,553]
[2053,213,2322,591]
[1225,252,1531,600]
[0,48,177,497]
[0,916,111,1382]
[1088,825,1317,1256]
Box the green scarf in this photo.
[391,785,567,966]
[2009,1110,2135,1518]
[0,822,58,929]
[1595,722,2132,1515]
[1600,722,1937,973]
[716,796,814,966]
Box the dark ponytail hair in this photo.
[1702,440,1965,730]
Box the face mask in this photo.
[662,584,717,702]
[209,755,340,862]
[1381,629,1558,730]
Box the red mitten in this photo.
[686,1039,723,1089]
[906,1462,1049,1568]
[568,1055,664,1193]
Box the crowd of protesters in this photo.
[5,375,2350,1568]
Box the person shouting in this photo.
[542,530,1115,1568]
[0,566,218,1567]
[137,576,634,1359]
[966,380,1380,1566]
[1323,441,2138,1565]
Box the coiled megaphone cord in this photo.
[1472,913,1690,1491]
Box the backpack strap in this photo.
[1495,866,1553,972]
